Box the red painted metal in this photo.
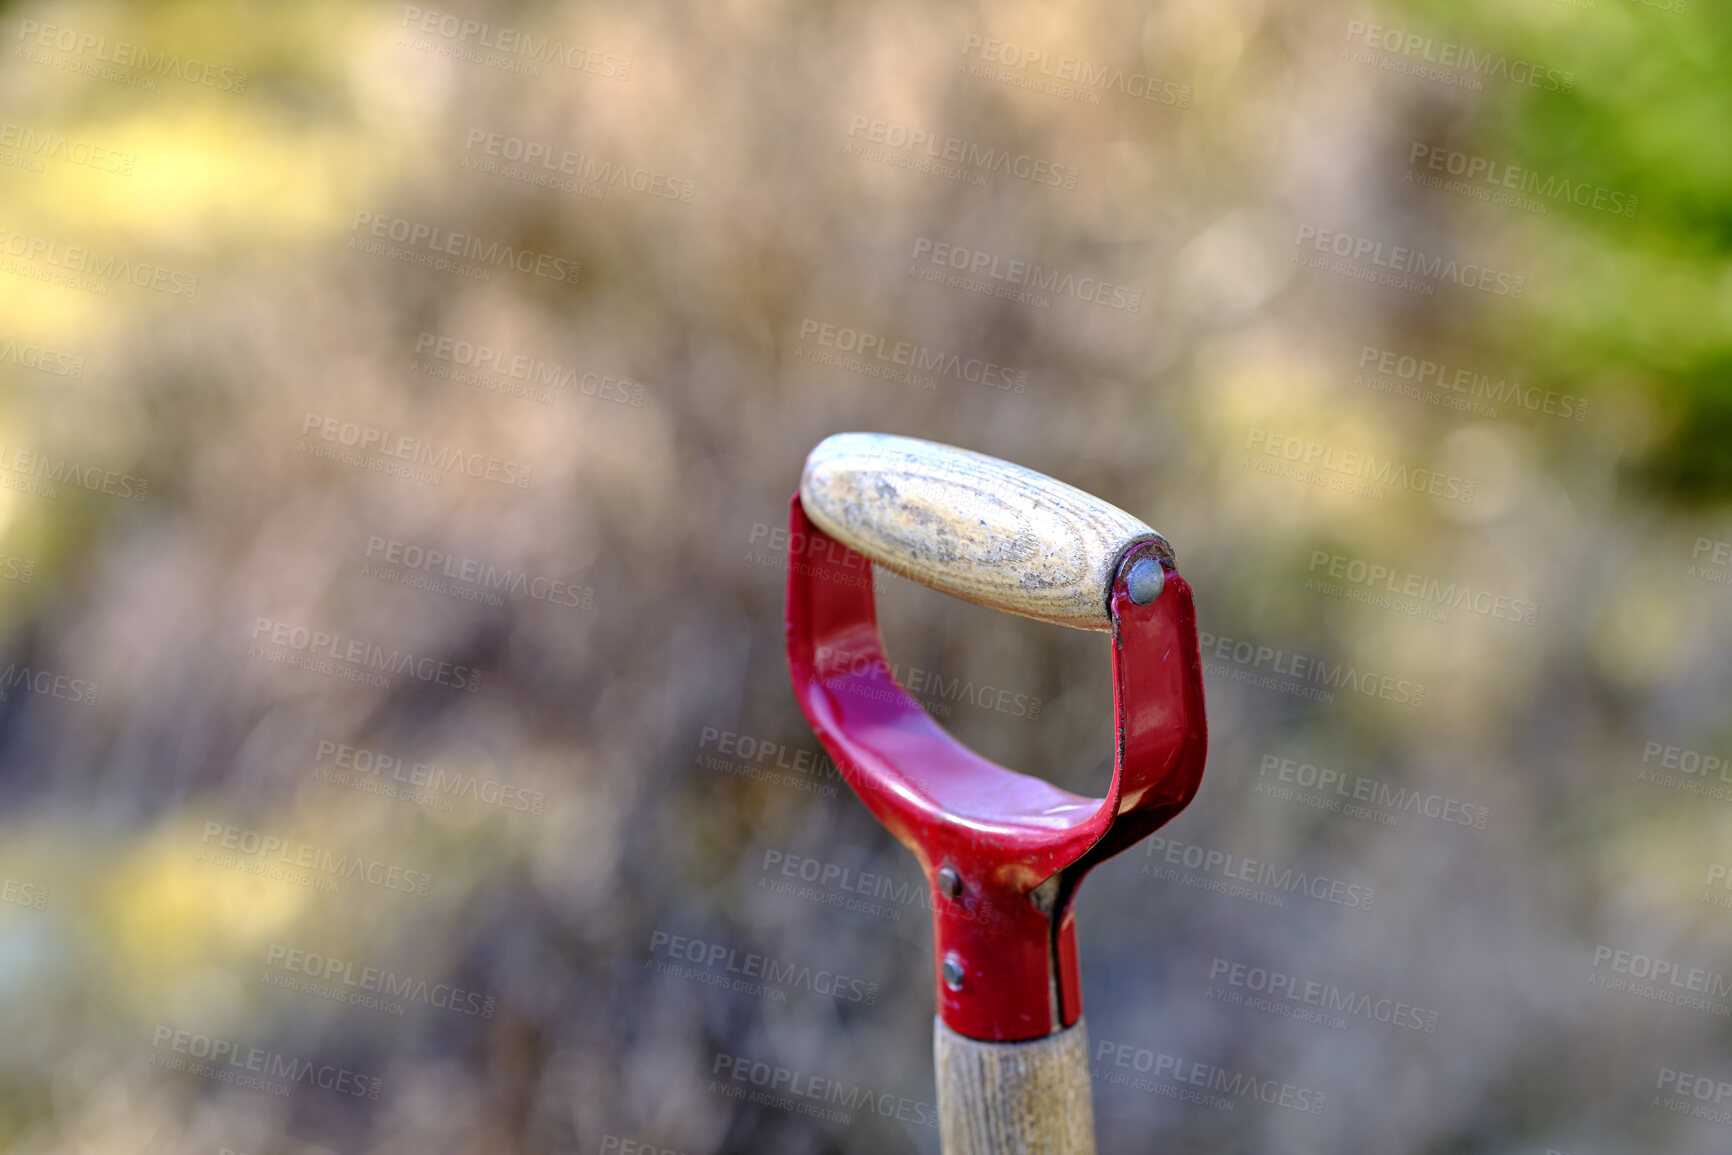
[783,494,1208,1043]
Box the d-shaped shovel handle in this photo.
[786,433,1208,1155]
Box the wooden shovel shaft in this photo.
[935,1018,1096,1155]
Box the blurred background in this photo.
[1,0,1729,1152]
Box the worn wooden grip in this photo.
[935,1017,1096,1155]
[799,432,1168,630]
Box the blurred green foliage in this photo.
[1404,0,1732,502]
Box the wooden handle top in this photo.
[799,432,1170,631]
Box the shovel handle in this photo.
[800,432,1169,631]
[936,1016,1096,1155]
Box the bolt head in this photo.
[1126,556,1166,605]
[942,953,966,991]
[937,865,962,899]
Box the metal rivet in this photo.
[942,953,966,991]
[1126,556,1166,605]
[937,866,962,899]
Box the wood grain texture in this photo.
[935,1017,1096,1155]
[799,432,1169,631]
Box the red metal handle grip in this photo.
[784,493,1207,1042]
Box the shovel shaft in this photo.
[936,1018,1096,1155]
